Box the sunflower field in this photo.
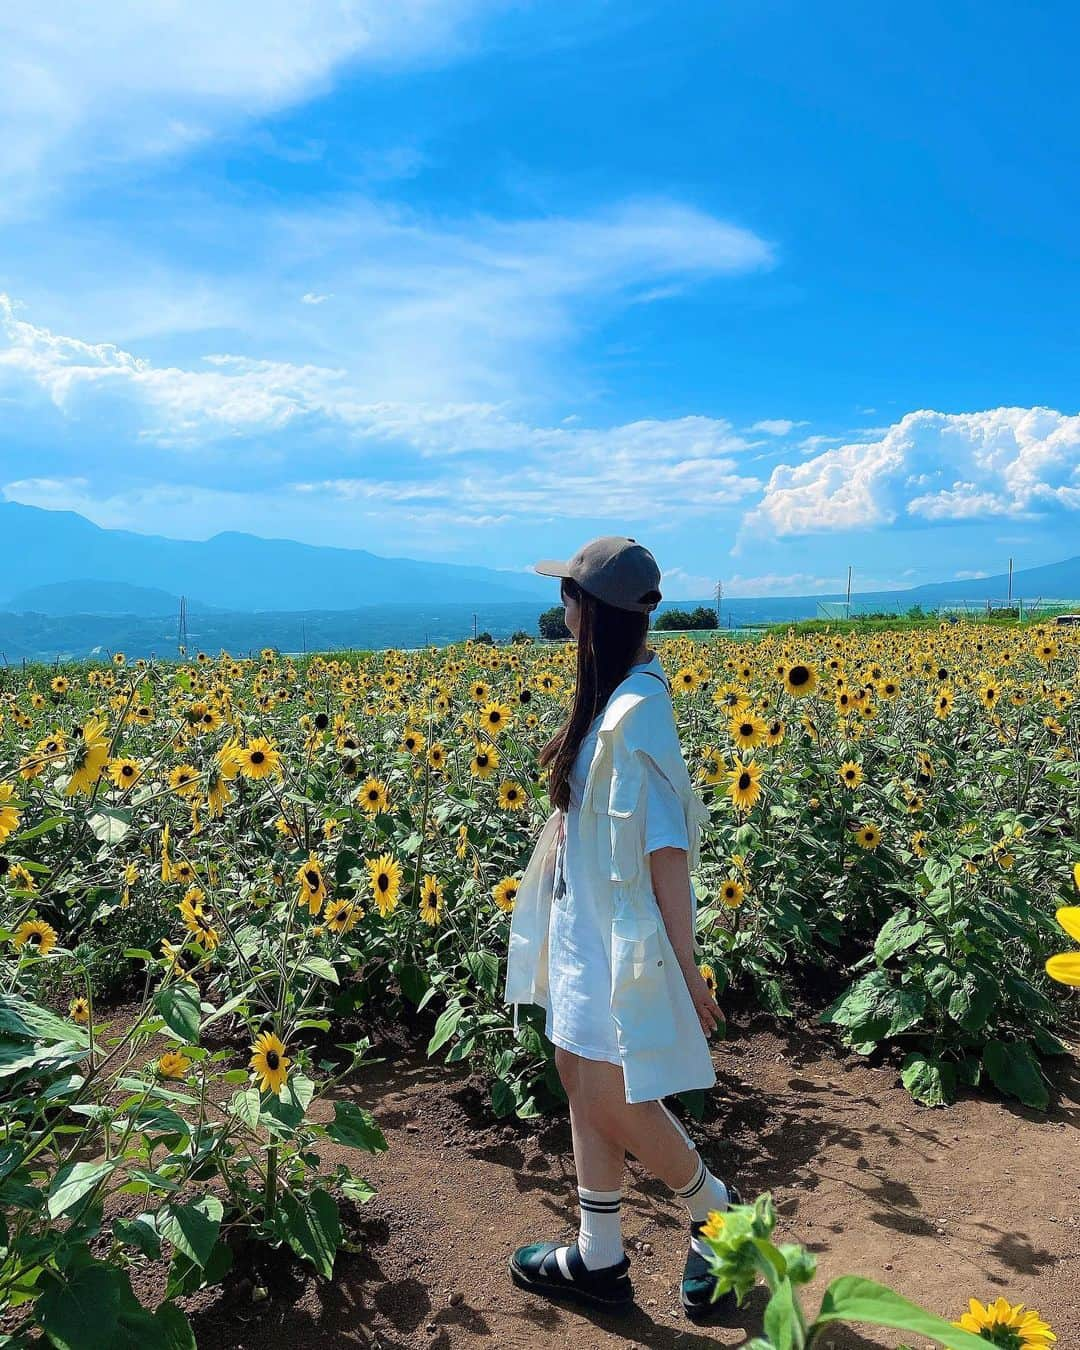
[1,621,1077,1346]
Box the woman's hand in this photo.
[683,963,725,1038]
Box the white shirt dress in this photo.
[544,653,691,1064]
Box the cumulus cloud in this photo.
[300,293,332,306]
[742,407,1080,537]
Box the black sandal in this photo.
[509,1239,634,1313]
[681,1183,743,1324]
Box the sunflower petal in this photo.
[1045,952,1080,986]
[1054,905,1080,943]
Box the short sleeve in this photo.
[643,756,689,855]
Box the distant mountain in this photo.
[3,580,218,618]
[902,554,1080,601]
[0,501,554,612]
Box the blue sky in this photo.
[1,0,1078,598]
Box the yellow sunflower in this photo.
[497,780,528,811]
[157,1051,191,1080]
[367,851,403,918]
[1044,873,1080,987]
[0,783,21,843]
[729,714,768,750]
[782,662,818,697]
[168,763,201,797]
[492,877,518,912]
[853,822,882,851]
[69,996,91,1024]
[296,854,328,916]
[13,919,57,955]
[952,1295,1056,1347]
[719,877,745,908]
[324,899,362,934]
[838,760,864,790]
[238,736,282,780]
[64,718,110,796]
[250,1031,290,1095]
[178,886,220,950]
[419,875,444,926]
[107,757,143,790]
[356,777,390,814]
[726,758,763,812]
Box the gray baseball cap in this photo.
[534,535,662,613]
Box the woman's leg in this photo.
[563,1053,700,1189]
[556,1047,626,1188]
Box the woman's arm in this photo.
[649,845,724,1037]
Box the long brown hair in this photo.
[538,575,657,812]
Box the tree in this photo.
[538,606,571,640]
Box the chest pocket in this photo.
[602,758,646,885]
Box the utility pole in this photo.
[845,565,852,617]
[713,579,723,626]
[177,596,188,657]
[472,612,477,640]
[1008,556,1013,603]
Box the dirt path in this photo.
[181,1010,1080,1350]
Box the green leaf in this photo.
[947,973,996,1032]
[325,1102,388,1153]
[16,814,64,842]
[883,985,926,1037]
[35,1259,197,1350]
[900,1052,956,1107]
[159,1195,223,1268]
[47,1161,115,1220]
[464,950,499,999]
[491,1079,515,1117]
[260,1073,315,1134]
[153,984,201,1043]
[340,1175,377,1205]
[113,1215,162,1260]
[762,1276,797,1350]
[277,1188,340,1279]
[813,1275,991,1349]
[229,1087,262,1130]
[874,911,929,964]
[426,1002,464,1056]
[299,956,339,985]
[982,1039,1048,1110]
[87,807,132,845]
[165,1241,233,1300]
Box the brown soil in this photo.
[164,1009,1080,1350]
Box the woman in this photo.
[504,535,742,1323]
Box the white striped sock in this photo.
[574,1185,624,1270]
[674,1154,730,1225]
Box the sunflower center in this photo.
[789,666,809,685]
[250,750,265,764]
[305,870,320,888]
[266,1051,280,1070]
[378,874,389,891]
[738,772,751,790]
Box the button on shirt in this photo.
[544,653,690,1063]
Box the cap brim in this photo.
[533,559,572,577]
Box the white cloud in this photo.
[750,419,808,436]
[0,190,774,435]
[300,293,332,306]
[0,1,498,211]
[742,407,1080,538]
[955,569,989,579]
[722,571,847,597]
